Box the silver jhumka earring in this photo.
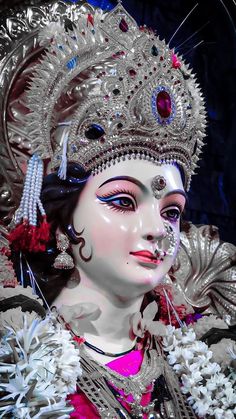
[53,233,74,270]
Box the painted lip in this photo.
[129,250,161,265]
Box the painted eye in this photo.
[97,193,136,212]
[112,197,135,210]
[161,207,181,221]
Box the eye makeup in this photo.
[160,193,186,223]
[161,206,182,222]
[96,189,137,212]
[161,193,186,212]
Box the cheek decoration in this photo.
[66,224,92,262]
[163,221,178,257]
[153,222,178,261]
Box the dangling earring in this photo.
[53,233,74,270]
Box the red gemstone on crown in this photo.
[119,18,129,32]
[129,69,137,77]
[156,91,172,118]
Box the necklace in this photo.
[84,339,136,357]
[55,308,197,418]
[77,339,198,419]
[54,307,136,358]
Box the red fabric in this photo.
[68,350,152,418]
[8,216,50,252]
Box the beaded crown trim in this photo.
[26,2,207,189]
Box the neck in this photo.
[53,271,143,364]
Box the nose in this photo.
[142,205,166,243]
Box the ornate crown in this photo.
[25,1,207,190]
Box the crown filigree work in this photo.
[26,2,207,189]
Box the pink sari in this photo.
[68,350,152,418]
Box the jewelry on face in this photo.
[154,248,167,261]
[163,221,178,257]
[151,175,167,199]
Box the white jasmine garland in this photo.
[162,326,236,418]
[191,314,228,339]
[0,312,82,418]
[210,339,236,370]
[0,307,38,331]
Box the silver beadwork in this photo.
[151,175,167,199]
[24,3,206,190]
[53,233,74,270]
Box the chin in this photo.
[116,271,166,298]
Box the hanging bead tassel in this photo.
[8,154,50,252]
[58,130,69,180]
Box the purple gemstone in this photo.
[119,18,129,33]
[156,91,172,118]
[129,69,137,77]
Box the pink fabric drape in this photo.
[68,349,152,418]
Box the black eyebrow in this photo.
[98,176,147,191]
[163,189,187,200]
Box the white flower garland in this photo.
[162,325,236,419]
[0,312,82,418]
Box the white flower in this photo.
[164,324,236,418]
[181,328,196,344]
[224,387,236,405]
[0,308,37,332]
[181,371,203,392]
[167,346,182,365]
[192,314,228,339]
[0,285,43,303]
[191,397,211,416]
[0,366,35,404]
[215,410,235,419]
[59,302,101,333]
[131,301,167,338]
[0,312,81,417]
[210,339,236,369]
[201,362,221,376]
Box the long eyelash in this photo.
[161,203,183,213]
[100,201,133,213]
[97,188,137,200]
[97,189,136,213]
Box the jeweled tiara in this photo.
[26,1,207,190]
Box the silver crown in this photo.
[25,2,207,189]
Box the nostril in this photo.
[147,234,154,241]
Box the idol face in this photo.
[72,160,186,299]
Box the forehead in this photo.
[89,160,184,191]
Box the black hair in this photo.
[12,163,90,305]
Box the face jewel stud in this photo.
[151,175,167,199]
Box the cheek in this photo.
[73,200,135,255]
[90,215,136,256]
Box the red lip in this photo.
[130,251,161,266]
[130,250,156,259]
